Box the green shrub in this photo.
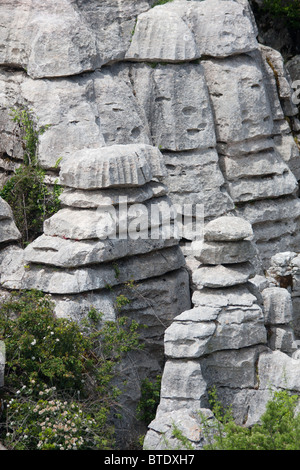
[152,0,174,7]
[136,375,161,424]
[203,387,300,450]
[262,0,300,29]
[0,290,143,450]
[0,106,62,246]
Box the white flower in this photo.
[31,339,36,346]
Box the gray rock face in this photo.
[193,240,256,265]
[0,197,21,244]
[127,0,258,62]
[59,144,166,190]
[145,215,269,448]
[192,262,256,289]
[203,216,253,242]
[0,0,152,78]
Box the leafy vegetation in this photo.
[0,290,143,450]
[152,0,174,7]
[202,387,300,450]
[262,0,300,29]
[0,106,62,246]
[136,375,161,424]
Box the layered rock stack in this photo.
[144,216,300,449]
[0,197,20,247]
[0,0,300,449]
[0,143,191,439]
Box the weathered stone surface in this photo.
[144,408,213,450]
[273,133,300,181]
[24,232,178,268]
[221,149,289,181]
[164,321,216,359]
[0,0,152,78]
[0,198,21,244]
[59,144,166,190]
[127,0,258,62]
[268,326,295,355]
[192,285,258,309]
[201,347,260,389]
[236,197,300,226]
[92,67,151,147]
[193,262,255,289]
[59,182,167,209]
[252,219,299,243]
[202,56,273,144]
[130,63,216,151]
[162,149,234,219]
[192,240,255,265]
[15,246,185,294]
[43,196,176,241]
[217,136,275,157]
[160,360,207,400]
[173,306,220,323]
[0,219,21,244]
[257,350,300,392]
[0,246,25,291]
[207,305,267,352]
[126,3,198,63]
[262,287,293,325]
[204,216,253,242]
[260,45,298,117]
[286,55,300,82]
[43,208,115,240]
[227,169,298,203]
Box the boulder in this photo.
[204,216,253,242]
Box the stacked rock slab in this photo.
[266,252,300,342]
[144,216,300,449]
[0,143,191,441]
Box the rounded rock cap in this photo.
[204,216,253,242]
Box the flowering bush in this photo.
[5,384,112,450]
[0,290,142,450]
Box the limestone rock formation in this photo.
[0,142,191,440]
[1,0,300,450]
[0,197,21,245]
[144,216,300,449]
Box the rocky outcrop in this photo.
[1,0,300,450]
[0,142,191,441]
[0,197,20,246]
[0,0,299,272]
[144,216,300,449]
